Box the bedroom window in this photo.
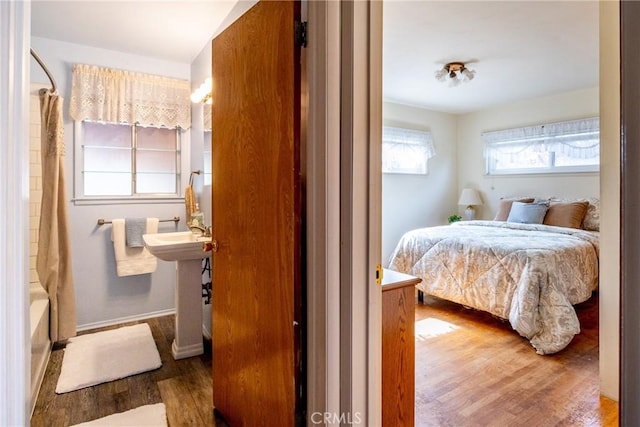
[382,126,435,174]
[68,63,191,201]
[483,117,599,175]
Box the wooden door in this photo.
[211,1,302,425]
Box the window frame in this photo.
[483,117,600,176]
[73,120,190,205]
[203,129,212,186]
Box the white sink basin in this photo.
[143,231,211,261]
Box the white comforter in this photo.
[387,221,599,354]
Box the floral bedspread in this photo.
[387,221,599,354]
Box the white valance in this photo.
[382,126,435,174]
[482,117,599,159]
[383,126,436,158]
[69,64,191,129]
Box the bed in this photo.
[387,213,600,355]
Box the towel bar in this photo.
[97,216,180,226]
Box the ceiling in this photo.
[383,1,599,114]
[31,1,242,63]
[31,1,599,115]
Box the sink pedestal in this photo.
[142,231,211,360]
[172,258,204,359]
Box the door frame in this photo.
[306,0,382,424]
[620,1,640,424]
[306,1,342,421]
[0,1,31,424]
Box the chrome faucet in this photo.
[189,225,212,237]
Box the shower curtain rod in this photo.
[30,48,57,93]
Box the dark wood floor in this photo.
[31,315,227,427]
[32,293,618,426]
[414,291,619,426]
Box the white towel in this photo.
[111,218,159,277]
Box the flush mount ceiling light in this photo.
[434,62,476,87]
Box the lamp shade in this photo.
[458,188,483,206]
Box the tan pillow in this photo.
[494,198,535,221]
[543,201,589,229]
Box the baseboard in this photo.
[77,309,176,332]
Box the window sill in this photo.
[484,170,599,177]
[72,196,185,206]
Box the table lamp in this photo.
[458,188,483,220]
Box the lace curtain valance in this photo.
[482,117,600,159]
[69,64,191,129]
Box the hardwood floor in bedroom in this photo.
[31,315,228,427]
[414,291,618,427]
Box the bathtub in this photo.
[29,283,50,415]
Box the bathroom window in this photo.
[69,63,191,203]
[203,131,212,186]
[203,103,212,186]
[75,121,182,198]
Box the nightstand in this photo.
[382,269,421,426]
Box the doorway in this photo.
[380,0,615,423]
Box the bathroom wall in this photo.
[31,37,194,330]
[29,84,43,288]
[191,39,213,338]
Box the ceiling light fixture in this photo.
[434,62,475,87]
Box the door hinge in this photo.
[295,21,307,48]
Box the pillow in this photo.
[543,201,589,229]
[494,198,535,221]
[507,201,550,224]
[582,198,600,231]
[546,197,600,231]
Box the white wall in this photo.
[30,37,192,329]
[190,39,213,338]
[456,87,600,219]
[190,39,211,198]
[382,102,457,265]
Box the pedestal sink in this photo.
[143,231,211,360]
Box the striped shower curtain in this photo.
[37,90,77,342]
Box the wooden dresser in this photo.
[382,269,421,426]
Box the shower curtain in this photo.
[36,90,77,342]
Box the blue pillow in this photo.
[507,201,550,224]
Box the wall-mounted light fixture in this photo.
[191,77,212,104]
[434,62,476,87]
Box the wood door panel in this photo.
[211,1,301,425]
